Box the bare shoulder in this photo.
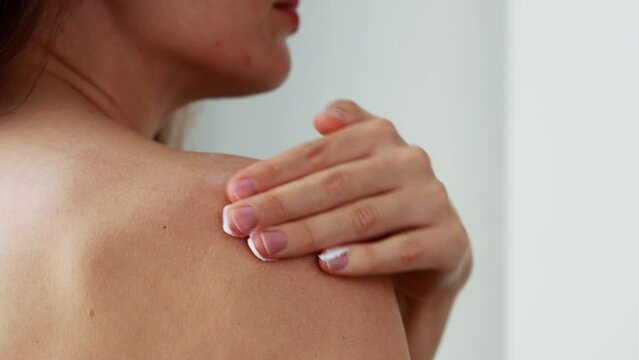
[0,145,410,359]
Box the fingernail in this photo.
[318,246,349,272]
[247,236,276,262]
[257,230,287,257]
[223,205,258,236]
[230,178,258,201]
[324,107,353,123]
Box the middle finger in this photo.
[223,147,419,237]
[248,183,431,260]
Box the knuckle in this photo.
[419,181,449,224]
[406,145,432,168]
[299,220,319,250]
[431,180,450,206]
[448,224,470,263]
[433,179,447,195]
[390,146,433,179]
[263,192,289,220]
[392,146,418,168]
[370,118,402,144]
[260,160,283,184]
[374,117,397,134]
[323,170,352,198]
[360,245,380,274]
[349,203,379,235]
[300,139,330,172]
[397,236,424,267]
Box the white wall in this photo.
[506,0,639,359]
[185,1,506,359]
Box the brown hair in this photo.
[0,0,45,68]
[0,0,62,113]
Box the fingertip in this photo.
[313,113,347,135]
[222,204,242,237]
[325,99,358,112]
[317,257,334,274]
[318,246,350,274]
[225,181,238,202]
[247,233,276,262]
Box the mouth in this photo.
[273,0,300,33]
[273,0,299,10]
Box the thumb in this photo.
[313,99,376,136]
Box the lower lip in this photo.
[275,7,300,32]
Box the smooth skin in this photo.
[0,105,410,359]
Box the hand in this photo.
[222,99,472,300]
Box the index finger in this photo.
[226,117,404,203]
[314,99,376,133]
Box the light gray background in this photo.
[506,0,639,359]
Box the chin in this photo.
[253,65,292,93]
[219,62,291,98]
[244,50,293,93]
[186,47,293,100]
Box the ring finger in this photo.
[247,184,431,260]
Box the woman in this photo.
[0,0,472,359]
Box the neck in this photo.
[6,1,196,140]
[36,53,183,139]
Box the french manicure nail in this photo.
[258,230,287,256]
[247,236,276,262]
[223,204,258,236]
[318,246,349,272]
[230,178,258,200]
[222,205,237,236]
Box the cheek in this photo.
[126,0,292,91]
[184,9,291,85]
[206,8,285,64]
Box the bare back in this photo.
[0,117,410,359]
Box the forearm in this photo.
[399,290,457,360]
[396,252,473,359]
